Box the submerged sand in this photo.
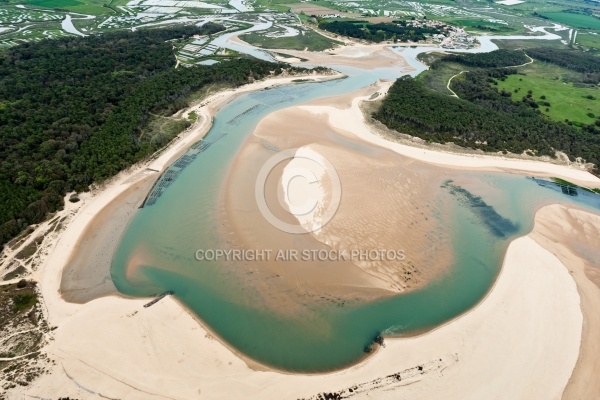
[222,87,455,315]
[22,207,589,400]
[7,56,600,399]
[60,174,155,302]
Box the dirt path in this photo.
[445,53,534,98]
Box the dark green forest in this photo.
[318,20,440,43]
[373,74,600,171]
[437,49,530,68]
[0,26,300,246]
[374,49,600,173]
[524,47,600,84]
[525,48,600,73]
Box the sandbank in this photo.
[5,50,599,400]
[18,216,584,400]
[530,205,600,400]
[222,89,455,305]
[308,80,600,186]
[53,72,342,306]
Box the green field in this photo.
[575,32,600,49]
[442,18,520,34]
[240,29,341,51]
[107,0,133,7]
[23,0,80,7]
[493,38,569,51]
[25,0,82,7]
[22,0,113,14]
[540,12,600,30]
[253,0,297,12]
[496,62,600,126]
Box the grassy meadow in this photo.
[496,62,600,126]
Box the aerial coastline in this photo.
[3,20,600,399]
[24,201,593,399]
[25,59,600,398]
[56,71,343,304]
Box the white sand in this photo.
[21,234,582,399]
[530,205,600,399]
[298,82,600,186]
[6,72,596,398]
[496,0,525,5]
[280,146,332,233]
[32,72,342,322]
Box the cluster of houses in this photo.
[409,19,477,49]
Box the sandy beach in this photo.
[4,51,600,399]
[530,205,600,400]
[16,209,588,400]
[312,80,600,186]
[235,33,416,71]
[60,174,155,303]
[50,71,343,305]
[222,88,456,306]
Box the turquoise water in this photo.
[111,69,600,372]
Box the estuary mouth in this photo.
[4,10,600,399]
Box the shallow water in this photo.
[111,65,600,371]
[111,25,600,371]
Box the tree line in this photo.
[373,73,600,173]
[318,20,440,43]
[524,48,600,74]
[0,25,302,247]
[436,49,530,68]
[525,47,600,85]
